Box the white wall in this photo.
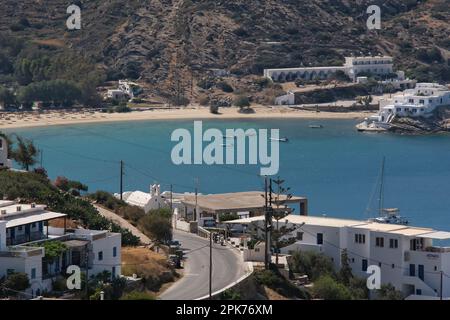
[91,233,122,278]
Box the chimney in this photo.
[31,203,36,208]
[1,210,6,215]
[16,206,21,212]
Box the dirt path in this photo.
[93,204,152,245]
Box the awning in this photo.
[417,231,450,240]
[4,211,67,228]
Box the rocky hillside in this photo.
[0,0,449,103]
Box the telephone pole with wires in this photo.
[119,160,124,200]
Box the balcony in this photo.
[6,231,47,246]
[0,246,44,258]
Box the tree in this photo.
[3,273,30,296]
[270,177,296,265]
[233,95,250,109]
[289,251,335,281]
[138,208,172,243]
[312,275,352,300]
[338,249,353,286]
[0,86,15,108]
[357,95,373,108]
[375,283,404,300]
[10,135,38,171]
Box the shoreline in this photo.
[0,106,369,130]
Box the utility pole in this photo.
[209,232,213,299]
[194,178,199,221]
[440,271,443,300]
[264,176,269,270]
[85,243,90,300]
[170,184,173,212]
[119,160,124,200]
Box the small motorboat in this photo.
[309,124,323,129]
[270,137,289,142]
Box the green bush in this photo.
[120,290,155,300]
[289,251,335,281]
[312,275,352,300]
[233,95,250,108]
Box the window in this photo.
[389,239,398,249]
[355,234,366,244]
[98,251,103,261]
[409,264,415,277]
[419,99,425,104]
[317,233,323,245]
[392,264,395,269]
[31,268,36,279]
[296,232,304,241]
[113,247,117,257]
[112,267,116,278]
[18,226,23,231]
[375,237,384,247]
[362,259,368,272]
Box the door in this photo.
[409,264,416,277]
[362,259,368,272]
[317,233,323,245]
[418,265,424,281]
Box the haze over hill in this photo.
[0,0,449,103]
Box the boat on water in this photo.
[365,157,409,225]
[369,208,409,225]
[270,137,289,142]
[309,125,323,129]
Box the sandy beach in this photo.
[0,106,370,130]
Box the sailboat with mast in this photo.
[366,157,409,225]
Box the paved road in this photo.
[93,204,152,245]
[159,230,247,300]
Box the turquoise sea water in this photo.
[7,118,450,235]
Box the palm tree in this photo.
[10,135,38,171]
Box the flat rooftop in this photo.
[225,214,449,239]
[182,191,306,214]
[0,202,67,228]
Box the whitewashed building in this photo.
[275,91,296,105]
[264,56,394,82]
[357,83,450,130]
[228,214,450,299]
[0,200,121,297]
[115,184,168,213]
[0,136,12,169]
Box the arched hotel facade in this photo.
[264,56,394,82]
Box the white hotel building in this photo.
[264,56,394,82]
[360,83,450,128]
[229,214,450,299]
[0,200,121,297]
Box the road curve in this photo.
[159,230,246,300]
